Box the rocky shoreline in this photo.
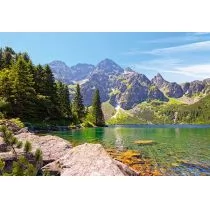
[0,129,139,176]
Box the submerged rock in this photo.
[107,149,162,176]
[42,143,139,176]
[134,140,155,145]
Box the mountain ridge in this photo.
[49,59,210,110]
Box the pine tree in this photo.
[0,48,3,69]
[10,56,36,118]
[34,65,59,120]
[72,84,85,123]
[0,47,75,122]
[64,84,72,118]
[43,65,57,98]
[0,69,14,105]
[22,52,30,63]
[33,64,45,94]
[56,81,72,118]
[92,89,105,126]
[2,47,15,68]
[0,126,43,176]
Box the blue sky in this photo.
[1,32,210,83]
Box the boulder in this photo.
[42,143,139,176]
[1,132,138,176]
[16,127,29,134]
[14,133,72,164]
[0,133,72,172]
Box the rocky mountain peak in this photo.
[71,63,95,81]
[124,67,135,73]
[95,58,124,74]
[49,58,210,110]
[151,73,167,88]
[153,73,165,82]
[49,60,73,84]
[49,60,71,71]
[71,63,95,70]
[157,73,163,78]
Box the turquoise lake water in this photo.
[50,124,210,175]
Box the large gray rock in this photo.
[16,127,29,134]
[0,133,72,171]
[42,143,139,176]
[14,133,72,164]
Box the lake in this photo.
[49,124,210,176]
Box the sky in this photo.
[1,32,210,83]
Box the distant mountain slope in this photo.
[49,59,210,110]
[71,63,95,81]
[49,61,95,83]
[151,73,183,98]
[49,60,73,84]
[105,94,210,124]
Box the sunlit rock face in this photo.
[181,80,205,96]
[42,143,138,176]
[151,73,183,98]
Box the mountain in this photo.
[71,63,95,81]
[49,61,95,83]
[92,58,124,75]
[151,73,183,98]
[108,71,168,109]
[49,59,210,110]
[49,60,73,84]
[105,94,210,124]
[181,80,205,96]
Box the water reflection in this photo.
[51,125,210,175]
[114,127,124,151]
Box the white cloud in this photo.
[163,64,210,79]
[138,34,199,44]
[193,32,210,36]
[124,40,210,56]
[146,41,210,55]
[128,58,182,73]
[129,58,210,81]
[179,64,210,77]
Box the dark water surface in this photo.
[49,124,210,175]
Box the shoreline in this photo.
[0,129,140,176]
[30,123,210,133]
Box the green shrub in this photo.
[10,118,24,128]
[82,121,94,128]
[0,125,43,176]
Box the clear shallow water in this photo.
[50,125,210,176]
